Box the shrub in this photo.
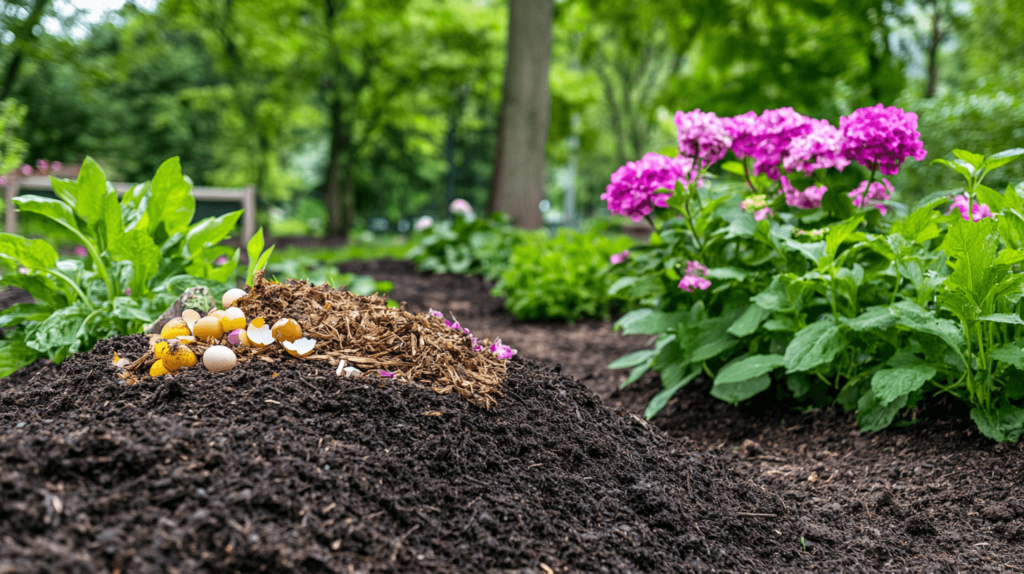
[493,226,633,322]
[0,157,269,377]
[606,104,1024,442]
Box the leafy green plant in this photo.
[406,212,529,281]
[493,226,633,322]
[0,157,256,377]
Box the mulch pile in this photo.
[1,335,918,573]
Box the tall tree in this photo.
[490,0,553,229]
[0,0,53,101]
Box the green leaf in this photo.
[644,367,700,419]
[711,374,771,404]
[970,403,1024,443]
[74,157,109,226]
[727,304,769,337]
[977,185,1006,212]
[952,149,985,170]
[110,229,161,297]
[784,320,846,373]
[246,226,266,284]
[982,148,1024,172]
[994,249,1024,266]
[146,157,195,236]
[690,335,737,363]
[857,390,907,433]
[0,303,51,328]
[891,204,941,244]
[715,354,785,384]
[12,195,81,233]
[608,349,656,370]
[184,210,242,259]
[0,274,66,307]
[208,248,241,283]
[0,233,58,270]
[112,297,153,323]
[932,157,975,180]
[0,338,40,378]
[25,305,89,358]
[705,267,749,281]
[615,308,681,335]
[870,365,937,406]
[825,215,865,260]
[891,300,966,356]
[752,277,793,312]
[720,161,746,176]
[253,245,275,280]
[979,313,1024,325]
[620,363,650,390]
[821,186,856,219]
[841,305,896,332]
[990,344,1024,369]
[50,177,77,208]
[608,276,638,295]
[942,217,998,300]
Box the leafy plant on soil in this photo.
[406,208,534,281]
[606,105,1024,441]
[0,157,259,377]
[492,224,633,322]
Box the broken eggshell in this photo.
[282,337,316,358]
[246,323,274,348]
[222,288,247,308]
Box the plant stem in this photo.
[46,269,95,310]
[742,157,757,193]
[890,267,901,305]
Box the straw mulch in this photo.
[223,272,505,408]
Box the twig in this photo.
[735,512,777,518]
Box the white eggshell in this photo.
[202,345,237,372]
[222,288,248,308]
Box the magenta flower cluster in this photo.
[602,153,697,222]
[948,195,993,222]
[781,177,828,210]
[839,104,927,176]
[848,179,893,215]
[679,260,711,292]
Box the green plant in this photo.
[406,212,528,281]
[0,157,256,377]
[493,226,633,322]
[266,255,392,296]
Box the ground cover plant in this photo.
[606,105,1024,442]
[0,157,269,378]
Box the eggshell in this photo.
[220,307,246,332]
[222,288,248,308]
[202,345,237,372]
[193,316,225,342]
[150,360,170,377]
[182,309,201,331]
[228,329,245,346]
[271,318,302,343]
[160,318,191,339]
[246,323,274,348]
[153,340,172,361]
[282,337,316,358]
[250,317,265,328]
[207,309,225,319]
[164,344,197,370]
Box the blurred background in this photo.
[1,0,1022,242]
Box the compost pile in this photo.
[2,347,914,573]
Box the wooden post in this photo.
[4,176,19,234]
[242,184,257,244]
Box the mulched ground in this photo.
[2,262,1023,572]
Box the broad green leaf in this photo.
[932,157,975,179]
[608,276,638,295]
[891,300,966,356]
[620,363,650,390]
[990,344,1024,369]
[0,233,58,270]
[727,304,769,337]
[0,274,66,307]
[938,287,981,326]
[982,148,1024,172]
[253,245,275,280]
[821,186,856,219]
[50,177,78,208]
[715,354,785,384]
[615,308,681,335]
[752,277,793,312]
[0,303,52,328]
[705,267,748,281]
[979,313,1024,325]
[690,336,737,363]
[608,349,656,370]
[146,157,195,236]
[185,210,243,259]
[112,297,153,323]
[994,249,1024,266]
[842,305,896,332]
[25,305,89,357]
[74,157,109,226]
[0,338,39,378]
[977,185,1006,212]
[783,238,826,264]
[784,320,846,373]
[857,390,907,433]
[970,403,1024,443]
[644,367,700,419]
[102,190,124,247]
[12,195,81,233]
[952,149,985,169]
[245,226,266,284]
[711,374,771,404]
[825,215,864,260]
[110,229,161,296]
[724,216,757,239]
[871,365,937,405]
[942,218,997,300]
[891,204,941,244]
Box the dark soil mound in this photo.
[4,336,916,573]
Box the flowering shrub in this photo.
[605,103,1024,442]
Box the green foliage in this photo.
[0,99,27,177]
[406,212,529,281]
[265,254,392,297]
[493,226,633,322]
[0,157,249,377]
[609,148,1024,442]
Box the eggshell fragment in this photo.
[246,323,274,348]
[220,307,246,332]
[271,318,302,343]
[193,316,225,342]
[250,317,265,328]
[182,309,201,331]
[150,360,170,377]
[282,337,316,358]
[222,288,247,308]
[227,329,245,346]
[160,318,191,340]
[153,340,172,361]
[177,335,197,344]
[202,345,237,372]
[164,344,197,370]
[207,309,225,319]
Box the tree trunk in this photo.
[925,4,942,98]
[1,0,52,101]
[489,0,553,229]
[325,99,351,238]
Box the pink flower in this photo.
[35,159,49,173]
[449,198,474,216]
[603,153,698,222]
[428,309,444,318]
[74,245,88,257]
[490,338,517,360]
[674,109,733,165]
[609,250,630,265]
[51,161,62,172]
[781,177,828,210]
[679,275,712,292]
[848,179,894,215]
[729,108,814,181]
[948,194,993,222]
[414,215,434,231]
[840,104,927,175]
[754,207,774,221]
[125,288,131,296]
[782,119,850,176]
[20,164,32,176]
[214,256,228,266]
[0,177,6,186]
[18,267,30,274]
[686,260,708,276]
[378,369,396,378]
